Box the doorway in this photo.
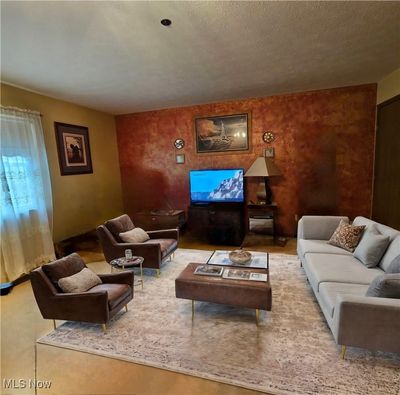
[372,95,400,230]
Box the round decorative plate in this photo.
[263,131,275,143]
[174,138,185,149]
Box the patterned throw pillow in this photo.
[328,220,365,252]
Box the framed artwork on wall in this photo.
[264,147,275,158]
[54,122,93,175]
[194,113,250,154]
[176,154,185,164]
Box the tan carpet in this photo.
[38,249,400,395]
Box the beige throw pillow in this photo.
[328,220,365,252]
[119,227,150,243]
[58,268,101,293]
[353,225,390,268]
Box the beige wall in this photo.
[1,83,123,242]
[377,67,400,104]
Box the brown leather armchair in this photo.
[97,214,178,276]
[31,253,133,331]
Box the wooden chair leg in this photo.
[102,324,107,333]
[53,320,57,330]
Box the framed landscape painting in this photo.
[194,113,250,154]
[54,122,93,175]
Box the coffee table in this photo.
[207,250,269,269]
[175,254,271,325]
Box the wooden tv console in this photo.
[134,210,186,231]
[188,204,244,246]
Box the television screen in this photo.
[189,169,244,204]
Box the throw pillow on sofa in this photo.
[119,228,150,243]
[328,220,365,252]
[366,273,400,299]
[353,225,390,268]
[387,255,400,273]
[58,267,102,293]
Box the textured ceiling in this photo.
[2,1,400,114]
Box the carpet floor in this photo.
[38,249,400,395]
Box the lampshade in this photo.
[244,157,282,177]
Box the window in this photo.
[1,155,36,214]
[0,106,55,281]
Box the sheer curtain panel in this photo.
[1,107,55,281]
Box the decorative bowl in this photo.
[229,250,252,265]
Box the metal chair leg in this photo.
[53,320,57,330]
[341,345,346,359]
[125,305,128,312]
[102,324,107,333]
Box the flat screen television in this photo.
[189,168,244,204]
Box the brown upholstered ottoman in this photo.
[175,262,271,324]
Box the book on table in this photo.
[249,272,268,282]
[194,265,224,277]
[222,269,268,282]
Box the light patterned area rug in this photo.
[38,249,400,395]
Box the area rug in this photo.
[38,249,400,395]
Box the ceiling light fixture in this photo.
[160,19,172,27]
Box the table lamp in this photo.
[244,157,282,204]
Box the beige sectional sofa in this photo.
[297,215,400,356]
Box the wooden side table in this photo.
[134,210,186,231]
[246,203,278,237]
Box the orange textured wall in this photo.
[115,84,376,236]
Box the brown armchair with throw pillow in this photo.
[31,253,133,332]
[96,214,178,276]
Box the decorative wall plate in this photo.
[174,138,185,150]
[263,131,275,143]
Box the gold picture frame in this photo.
[194,112,251,154]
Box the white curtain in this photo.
[1,106,55,281]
